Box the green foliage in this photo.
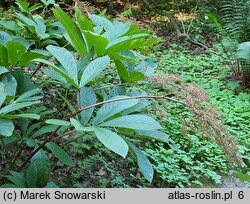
[220,0,250,43]
[0,70,42,137]
[237,42,250,82]
[0,0,248,189]
[154,43,249,187]
[53,5,157,83]
[209,0,250,82]
[0,31,48,67]
[0,2,166,186]
[0,1,65,48]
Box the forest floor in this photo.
[49,9,249,187]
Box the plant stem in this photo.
[17,94,186,171]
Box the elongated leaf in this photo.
[80,56,110,87]
[32,125,57,138]
[46,142,74,167]
[93,127,128,158]
[46,45,78,86]
[26,150,51,187]
[100,115,163,131]
[16,0,30,12]
[89,14,113,31]
[80,86,96,124]
[2,74,17,96]
[121,91,151,115]
[128,142,153,183]
[103,21,131,40]
[0,82,6,107]
[83,31,108,56]
[15,89,42,103]
[106,34,150,53]
[135,130,173,144]
[238,42,250,63]
[18,50,48,67]
[232,171,250,181]
[45,119,71,126]
[0,101,40,114]
[77,48,95,72]
[34,16,48,39]
[0,113,40,119]
[33,58,78,87]
[0,119,14,137]
[53,6,87,57]
[94,96,138,124]
[70,118,93,132]
[44,69,68,84]
[0,30,11,45]
[75,7,94,32]
[114,60,129,82]
[128,72,145,82]
[10,69,39,95]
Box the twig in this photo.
[17,95,186,171]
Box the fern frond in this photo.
[220,0,250,42]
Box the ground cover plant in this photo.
[0,0,249,188]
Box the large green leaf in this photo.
[103,21,131,40]
[83,31,108,56]
[2,74,17,96]
[77,48,95,72]
[33,16,49,39]
[26,150,51,187]
[0,82,6,107]
[75,7,94,32]
[53,6,87,57]
[11,70,40,95]
[80,86,96,124]
[44,69,68,85]
[6,41,27,66]
[0,20,21,32]
[106,34,150,53]
[93,127,128,158]
[0,119,14,137]
[114,60,129,82]
[89,14,113,31]
[80,56,110,87]
[46,45,78,86]
[0,30,11,45]
[238,42,250,63]
[46,142,74,167]
[128,142,153,183]
[18,50,48,67]
[99,115,163,131]
[94,96,138,124]
[121,91,151,115]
